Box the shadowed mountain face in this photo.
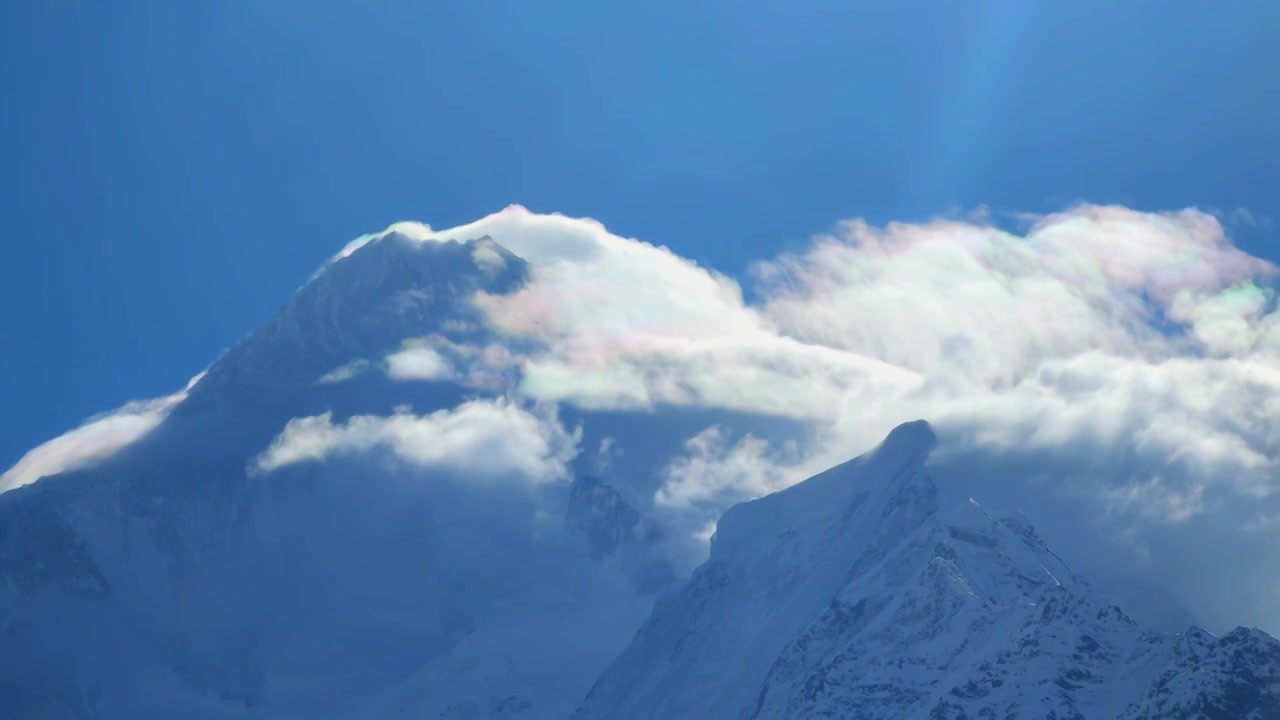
[0,233,652,719]
[183,232,529,413]
[564,475,676,595]
[2,234,1276,719]
[566,476,650,556]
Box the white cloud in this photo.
[1,372,206,492]
[398,204,1280,632]
[254,397,580,485]
[420,205,1277,522]
[471,237,510,275]
[316,359,373,384]
[1105,474,1206,524]
[397,206,917,419]
[382,334,524,391]
[656,426,805,509]
[385,345,455,382]
[592,436,621,474]
[325,220,442,266]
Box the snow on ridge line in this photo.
[324,204,532,269]
[710,419,938,558]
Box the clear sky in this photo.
[4,0,1279,469]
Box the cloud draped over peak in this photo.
[410,206,1277,513]
[389,203,1278,632]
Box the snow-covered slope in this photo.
[0,233,652,720]
[4,228,1277,720]
[575,420,1280,719]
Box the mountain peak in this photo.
[711,419,938,561]
[878,418,938,455]
[181,233,529,410]
[565,475,646,556]
[575,420,1280,719]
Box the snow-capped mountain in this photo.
[0,232,652,719]
[183,230,528,413]
[574,421,1280,719]
[3,230,1277,719]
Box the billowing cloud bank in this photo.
[362,204,1279,632]
[379,206,1277,510]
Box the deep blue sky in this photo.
[3,0,1278,468]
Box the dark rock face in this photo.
[564,475,675,595]
[565,475,646,556]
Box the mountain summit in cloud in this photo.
[183,230,530,413]
[2,205,1278,718]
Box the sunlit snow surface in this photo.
[576,422,1280,719]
